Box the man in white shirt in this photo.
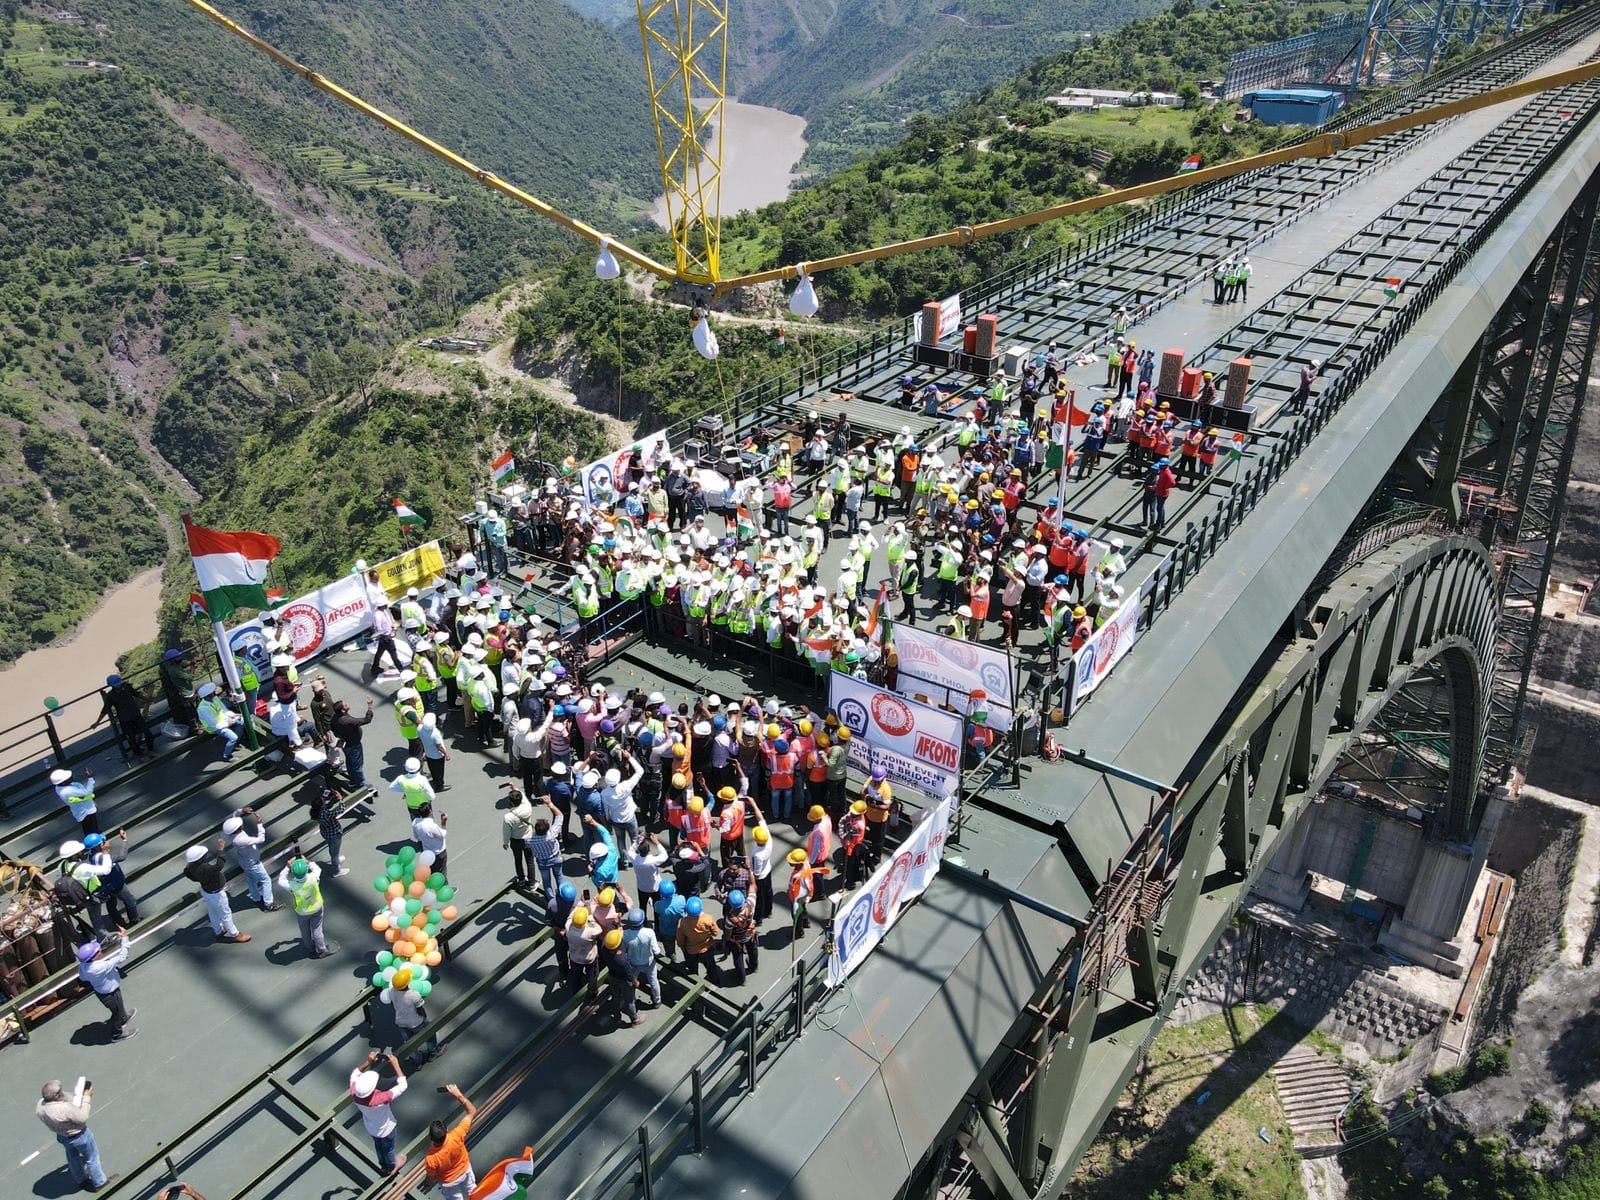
[631,833,669,917]
[412,805,448,879]
[350,1050,408,1175]
[601,753,644,850]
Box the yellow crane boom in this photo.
[180,0,1600,297]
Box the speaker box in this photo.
[919,302,943,346]
[1225,357,1252,409]
[1159,349,1185,396]
[975,314,1000,357]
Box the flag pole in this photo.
[184,510,256,749]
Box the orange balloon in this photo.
[425,951,442,966]
[370,915,390,932]
[408,880,427,899]
[410,912,427,928]
[394,940,413,957]
[423,938,437,954]
[413,862,431,881]
[384,928,399,943]
[386,882,404,900]
[410,953,427,965]
[441,905,459,921]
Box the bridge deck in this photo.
[5,15,1600,1200]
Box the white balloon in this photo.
[417,850,437,867]
[389,897,408,915]
[595,238,621,281]
[381,965,397,982]
[379,987,393,1005]
[692,316,720,361]
[789,269,819,317]
[422,889,438,906]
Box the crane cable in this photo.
[183,0,1600,297]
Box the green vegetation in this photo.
[293,147,454,206]
[511,257,854,429]
[786,0,1363,173]
[1068,1006,1304,1200]
[718,1,1324,319]
[1425,1041,1513,1097]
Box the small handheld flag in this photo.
[1383,277,1403,299]
[490,450,516,483]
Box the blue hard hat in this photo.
[627,908,645,926]
[774,738,790,754]
[726,889,746,909]
[712,715,727,731]
[658,880,676,900]
[1157,457,1170,466]
[559,882,578,903]
[638,730,655,748]
[163,649,182,661]
[83,832,106,849]
[686,896,703,916]
[106,674,122,688]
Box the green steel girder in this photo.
[947,534,1499,1199]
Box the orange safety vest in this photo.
[969,585,990,621]
[788,862,828,902]
[768,751,796,790]
[682,807,712,850]
[1182,431,1203,457]
[719,799,745,842]
[806,818,833,865]
[806,749,829,784]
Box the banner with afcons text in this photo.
[829,673,962,799]
[228,572,373,678]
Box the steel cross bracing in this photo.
[1479,172,1600,777]
[930,537,1501,1200]
[1360,0,1527,87]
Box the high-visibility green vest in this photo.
[397,775,432,810]
[938,550,960,581]
[234,656,259,690]
[198,698,230,734]
[815,490,834,519]
[396,701,421,740]
[413,655,439,693]
[289,874,323,915]
[70,861,102,894]
[468,676,494,713]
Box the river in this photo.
[650,99,808,226]
[0,567,163,741]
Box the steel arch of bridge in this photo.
[948,533,1499,1200]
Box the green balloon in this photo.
[371,972,386,988]
[427,872,446,890]
[376,951,394,968]
[414,980,432,998]
[436,886,455,902]
[386,863,404,881]
[398,845,417,862]
[373,876,390,893]
[425,911,442,927]
[405,898,423,915]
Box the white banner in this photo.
[228,573,374,679]
[830,674,962,799]
[912,292,964,344]
[891,626,1015,732]
[1068,592,1142,714]
[828,797,954,987]
[580,431,673,504]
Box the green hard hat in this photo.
[290,858,309,878]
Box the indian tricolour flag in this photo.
[491,450,516,483]
[1178,154,1202,173]
[184,516,281,622]
[1384,277,1403,299]
[393,498,425,528]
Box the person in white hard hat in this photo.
[195,682,242,763]
[388,757,436,814]
[350,1049,408,1175]
[183,841,250,944]
[52,767,99,836]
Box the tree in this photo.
[1179,82,1203,110]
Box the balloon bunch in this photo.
[368,846,459,1004]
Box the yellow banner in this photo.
[373,541,447,601]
